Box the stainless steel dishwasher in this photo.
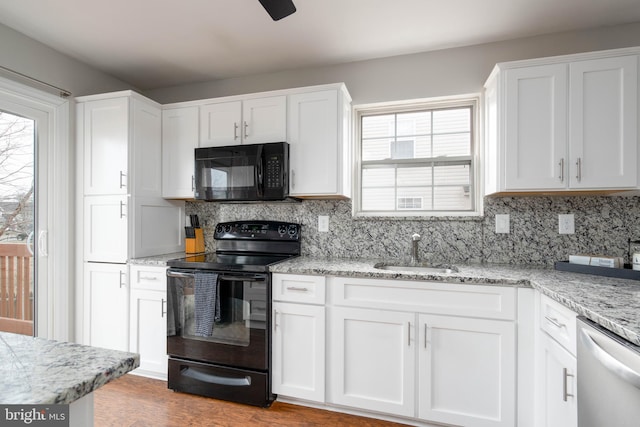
[577,317,640,427]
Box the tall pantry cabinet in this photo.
[76,91,184,352]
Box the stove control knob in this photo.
[215,225,223,234]
[278,225,287,235]
[287,225,298,236]
[223,225,232,233]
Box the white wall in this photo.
[145,21,640,105]
[0,23,135,97]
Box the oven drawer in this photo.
[168,358,273,407]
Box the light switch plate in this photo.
[559,214,575,234]
[318,215,329,232]
[495,214,510,234]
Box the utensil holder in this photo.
[186,228,205,254]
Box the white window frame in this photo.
[353,94,482,218]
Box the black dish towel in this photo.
[194,272,220,337]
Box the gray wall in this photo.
[145,22,640,105]
[0,23,135,97]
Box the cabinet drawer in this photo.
[329,277,516,320]
[539,294,577,356]
[272,274,325,304]
[130,265,167,291]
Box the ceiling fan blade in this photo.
[258,0,296,21]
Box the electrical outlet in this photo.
[495,214,510,234]
[318,215,329,233]
[558,214,575,234]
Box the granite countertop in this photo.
[129,252,185,266]
[0,333,139,404]
[270,257,640,346]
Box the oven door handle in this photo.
[167,270,265,282]
[181,367,251,387]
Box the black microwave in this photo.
[194,142,289,201]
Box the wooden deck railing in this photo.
[0,243,33,335]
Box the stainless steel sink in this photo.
[373,262,458,274]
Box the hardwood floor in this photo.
[94,374,409,427]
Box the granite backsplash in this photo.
[185,195,640,266]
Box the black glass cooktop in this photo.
[167,252,297,272]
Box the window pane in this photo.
[391,140,414,159]
[362,188,395,210]
[397,167,432,186]
[362,137,393,161]
[362,168,395,188]
[362,115,394,138]
[433,108,470,134]
[433,165,470,186]
[434,186,471,210]
[433,133,470,156]
[397,111,431,137]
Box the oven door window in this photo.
[171,275,266,347]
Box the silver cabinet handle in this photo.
[161,298,166,318]
[424,323,428,349]
[407,321,411,346]
[286,286,309,292]
[558,158,565,182]
[233,122,239,140]
[291,169,295,189]
[119,270,126,289]
[273,310,279,330]
[563,368,574,401]
[576,157,582,182]
[191,175,195,191]
[545,316,565,329]
[119,170,127,189]
[580,328,640,389]
[119,200,126,218]
[243,121,249,139]
[139,276,158,281]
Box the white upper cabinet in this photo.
[79,92,163,197]
[199,96,286,147]
[485,48,639,194]
[162,106,198,198]
[288,85,352,198]
[569,55,638,189]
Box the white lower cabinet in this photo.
[536,293,578,427]
[273,273,518,426]
[272,274,326,402]
[129,265,168,380]
[537,333,577,427]
[418,314,516,427]
[272,302,325,402]
[329,307,415,417]
[83,262,129,352]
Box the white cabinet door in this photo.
[418,314,516,427]
[84,195,128,263]
[242,96,287,144]
[504,64,568,190]
[199,100,242,147]
[82,97,129,195]
[199,97,286,147]
[162,107,198,198]
[329,307,415,417]
[537,333,577,427]
[83,262,128,351]
[569,55,638,189]
[131,98,162,198]
[288,89,350,197]
[131,196,185,258]
[272,302,325,402]
[130,288,167,379]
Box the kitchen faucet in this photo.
[410,233,421,265]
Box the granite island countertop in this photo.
[0,333,139,404]
[270,257,640,346]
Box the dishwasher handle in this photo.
[579,327,640,389]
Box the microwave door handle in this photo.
[255,145,264,197]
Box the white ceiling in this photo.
[0,0,639,90]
